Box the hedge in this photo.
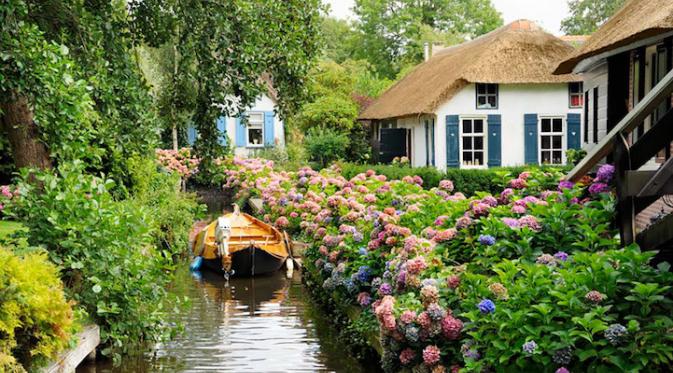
[337,162,571,196]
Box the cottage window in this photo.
[476,84,498,109]
[569,82,584,108]
[461,118,486,167]
[539,117,564,165]
[246,112,264,146]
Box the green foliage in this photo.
[131,0,324,164]
[291,59,391,163]
[462,247,673,371]
[0,245,74,371]
[305,127,351,168]
[126,157,204,258]
[3,162,194,362]
[561,0,627,35]
[352,0,503,77]
[566,148,587,166]
[1,0,161,189]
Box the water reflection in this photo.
[78,269,369,373]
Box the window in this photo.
[593,87,599,143]
[540,117,564,165]
[246,112,264,146]
[476,84,498,109]
[461,118,486,167]
[569,82,584,108]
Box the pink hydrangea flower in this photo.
[439,180,454,192]
[441,315,463,340]
[422,345,441,366]
[400,310,417,324]
[399,348,416,365]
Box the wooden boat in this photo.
[191,206,290,277]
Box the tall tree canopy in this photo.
[1,0,322,181]
[352,0,503,78]
[131,0,323,165]
[561,0,626,35]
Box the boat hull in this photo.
[201,245,286,277]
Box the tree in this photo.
[131,0,323,168]
[561,0,626,35]
[352,0,503,78]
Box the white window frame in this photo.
[569,82,584,108]
[538,115,566,166]
[246,112,265,147]
[459,116,488,169]
[475,83,498,109]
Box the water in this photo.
[78,268,370,373]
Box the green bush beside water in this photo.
[1,161,201,363]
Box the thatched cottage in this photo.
[555,0,673,248]
[360,20,583,169]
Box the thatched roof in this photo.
[556,0,673,74]
[360,20,581,120]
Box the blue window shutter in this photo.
[487,114,502,167]
[235,116,246,147]
[425,120,430,166]
[524,114,539,164]
[446,115,460,168]
[187,125,197,146]
[216,117,227,146]
[567,113,581,150]
[264,111,275,147]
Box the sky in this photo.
[325,0,571,36]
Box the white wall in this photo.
[433,83,583,170]
[582,62,609,152]
[225,94,285,157]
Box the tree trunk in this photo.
[172,125,179,151]
[0,94,52,170]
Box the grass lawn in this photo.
[0,221,25,239]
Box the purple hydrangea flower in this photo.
[556,368,570,373]
[522,340,538,355]
[588,182,610,195]
[378,283,393,296]
[554,251,569,261]
[478,299,496,314]
[478,234,496,246]
[558,180,575,190]
[596,164,615,183]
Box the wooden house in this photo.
[555,0,673,254]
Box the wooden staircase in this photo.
[567,69,673,253]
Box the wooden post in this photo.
[614,134,635,245]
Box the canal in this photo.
[78,267,371,372]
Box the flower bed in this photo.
[220,158,673,372]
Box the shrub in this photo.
[304,127,351,168]
[4,162,184,362]
[126,157,204,258]
[0,245,74,371]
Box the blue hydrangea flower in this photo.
[478,234,496,246]
[358,247,368,256]
[403,325,420,342]
[605,323,628,345]
[421,278,438,288]
[522,340,538,355]
[478,299,496,314]
[344,279,357,293]
[355,266,371,283]
[323,263,334,274]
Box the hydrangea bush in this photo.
[219,159,673,372]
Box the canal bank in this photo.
[77,267,376,372]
